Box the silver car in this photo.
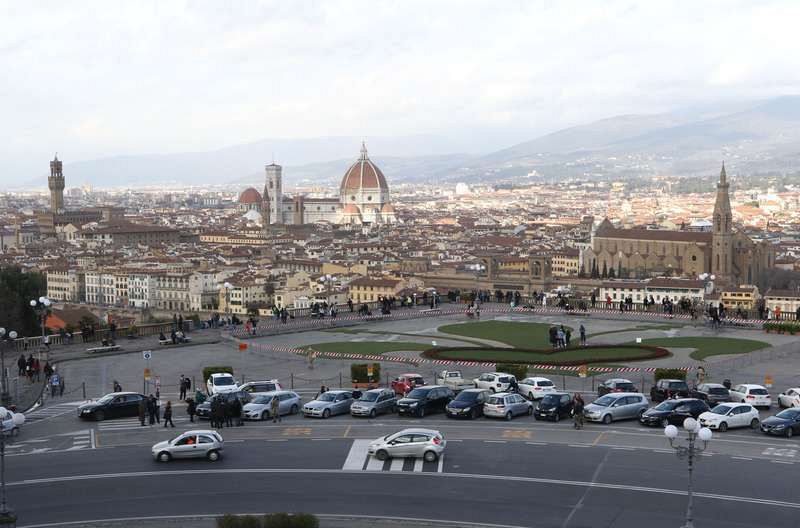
[483,392,533,420]
[302,389,354,418]
[584,392,649,424]
[368,428,446,462]
[243,391,302,420]
[351,389,398,418]
[151,430,223,462]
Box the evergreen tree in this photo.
[0,267,45,337]
[578,263,586,278]
[590,260,599,279]
[608,267,616,278]
[601,261,608,279]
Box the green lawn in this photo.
[590,323,686,338]
[323,328,489,347]
[630,337,770,360]
[438,320,569,348]
[305,341,430,355]
[432,346,661,364]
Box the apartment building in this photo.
[46,268,86,302]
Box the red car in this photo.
[392,374,425,396]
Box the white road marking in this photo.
[389,458,404,471]
[437,454,444,473]
[342,439,372,471]
[731,456,752,461]
[772,460,793,465]
[568,444,591,448]
[365,455,385,471]
[485,440,506,444]
[525,441,547,446]
[612,447,636,451]
[413,458,424,472]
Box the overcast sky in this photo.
[2,0,800,183]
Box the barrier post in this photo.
[82,382,86,400]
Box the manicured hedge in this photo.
[763,322,799,334]
[217,514,319,528]
[654,368,687,383]
[421,344,670,366]
[502,363,529,380]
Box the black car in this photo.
[446,388,490,419]
[597,378,637,396]
[639,398,709,427]
[650,379,690,403]
[534,392,573,422]
[761,408,800,437]
[690,383,731,405]
[78,392,146,421]
[397,385,454,417]
[196,391,252,419]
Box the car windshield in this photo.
[655,401,681,411]
[253,395,273,404]
[406,389,429,399]
[359,392,379,402]
[317,393,337,402]
[487,396,505,405]
[214,377,234,386]
[411,377,424,385]
[749,388,769,395]
[97,394,117,404]
[538,380,554,387]
[711,405,733,415]
[455,391,478,402]
[592,395,615,407]
[776,409,800,419]
[708,387,728,395]
[668,382,688,389]
[541,394,560,405]
[618,383,636,390]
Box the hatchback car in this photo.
[518,377,556,400]
[242,391,301,420]
[152,430,223,462]
[368,428,445,462]
[484,392,533,421]
[650,379,690,402]
[596,378,637,396]
[778,388,800,409]
[473,372,517,393]
[238,380,283,395]
[761,408,800,437]
[351,389,398,418]
[729,384,771,409]
[78,392,146,421]
[195,391,252,420]
[391,374,425,396]
[690,383,731,405]
[584,393,649,424]
[397,386,454,417]
[206,373,238,395]
[302,389,354,418]
[639,398,710,427]
[446,388,490,419]
[534,392,573,422]
[698,403,760,431]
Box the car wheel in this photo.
[787,428,794,438]
[290,404,299,415]
[490,387,496,393]
[157,451,171,463]
[369,409,377,419]
[741,399,746,403]
[94,411,105,422]
[207,450,220,462]
[718,422,728,432]
[528,392,534,400]
[505,411,513,421]
[750,418,759,429]
[526,406,533,416]
[423,450,438,463]
[602,414,612,425]
[661,418,670,428]
[376,449,388,461]
[322,409,331,419]
[553,413,560,423]
[10,427,19,437]
[260,411,268,421]
[418,407,425,418]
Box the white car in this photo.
[728,384,771,408]
[367,428,445,462]
[473,372,516,393]
[518,377,556,400]
[778,388,800,408]
[698,403,760,432]
[1,407,24,437]
[206,373,238,395]
[238,380,283,395]
[151,430,224,462]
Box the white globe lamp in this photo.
[664,424,678,439]
[698,427,712,442]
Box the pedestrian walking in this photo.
[270,393,281,423]
[147,394,156,425]
[59,373,65,395]
[33,357,41,382]
[139,397,147,426]
[163,401,175,428]
[179,375,187,400]
[17,354,25,376]
[155,396,161,424]
[572,393,585,429]
[50,372,60,398]
[187,398,196,423]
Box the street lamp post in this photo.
[0,411,25,526]
[0,330,17,406]
[664,418,713,528]
[318,274,336,308]
[470,263,485,303]
[29,297,51,363]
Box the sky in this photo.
[2,0,800,184]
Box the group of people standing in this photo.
[548,325,572,348]
[208,397,244,428]
[138,394,175,428]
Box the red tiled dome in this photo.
[340,143,388,193]
[342,204,362,215]
[381,203,396,213]
[239,187,262,204]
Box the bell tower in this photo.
[48,153,65,213]
[712,162,733,284]
[265,163,283,225]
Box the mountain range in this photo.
[27,96,800,190]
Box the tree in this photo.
[601,261,608,279]
[590,260,599,279]
[608,266,616,278]
[578,263,586,278]
[0,267,46,337]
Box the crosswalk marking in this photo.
[97,417,191,431]
[341,439,442,473]
[365,455,385,471]
[342,439,371,470]
[24,401,85,423]
[389,458,404,471]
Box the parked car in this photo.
[728,384,771,408]
[238,380,283,395]
[445,388,490,419]
[484,392,533,421]
[0,407,24,436]
[351,389,398,418]
[368,428,445,462]
[473,372,517,393]
[584,393,649,424]
[434,370,474,391]
[397,386,454,417]
[698,403,760,431]
[761,408,800,437]
[690,383,731,405]
[242,391,301,420]
[152,430,224,462]
[650,379,690,402]
[391,374,425,396]
[639,398,710,427]
[518,377,556,400]
[206,373,238,395]
[302,389,354,418]
[195,391,252,420]
[596,378,637,396]
[778,388,800,408]
[534,392,573,422]
[78,392,146,421]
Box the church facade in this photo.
[583,165,774,286]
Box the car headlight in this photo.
[774,423,787,429]
[409,402,418,407]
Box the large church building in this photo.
[583,164,774,286]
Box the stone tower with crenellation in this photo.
[48,154,65,213]
[264,163,283,225]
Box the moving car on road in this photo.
[778,388,800,408]
[391,374,425,396]
[206,373,238,395]
[596,378,637,396]
[78,392,146,421]
[698,403,760,432]
[368,428,445,462]
[473,372,517,393]
[584,393,649,424]
[397,386,454,418]
[302,389,354,418]
[728,384,771,409]
[761,408,800,437]
[195,391,252,420]
[242,391,301,420]
[238,380,283,396]
[534,392,573,422]
[690,383,731,405]
[0,407,24,436]
[484,392,533,421]
[518,377,556,400]
[445,388,490,419]
[152,430,224,462]
[639,398,710,428]
[351,388,398,418]
[650,379,690,402]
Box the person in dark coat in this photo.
[17,355,26,376]
[179,375,187,400]
[223,400,233,427]
[163,401,175,428]
[147,395,156,425]
[186,398,196,423]
[231,398,243,426]
[139,398,147,426]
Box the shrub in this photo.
[654,368,687,383]
[203,366,234,385]
[502,363,528,380]
[264,513,319,528]
[217,514,262,528]
[351,363,381,383]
